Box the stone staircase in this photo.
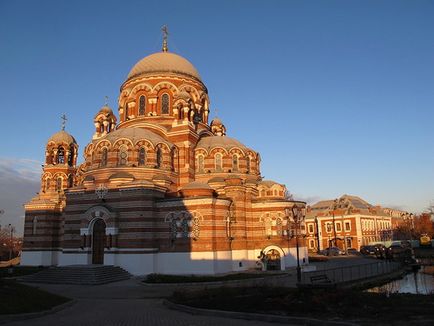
[19,265,131,285]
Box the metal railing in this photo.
[301,260,402,285]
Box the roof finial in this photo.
[104,95,109,106]
[161,25,169,52]
[61,114,67,131]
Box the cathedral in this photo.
[22,33,307,275]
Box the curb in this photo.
[0,299,76,325]
[163,299,357,326]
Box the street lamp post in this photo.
[292,203,306,284]
[331,199,338,248]
[8,224,14,262]
[314,216,321,253]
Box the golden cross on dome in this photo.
[61,114,67,131]
[161,25,169,52]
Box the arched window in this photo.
[56,177,62,191]
[156,147,162,168]
[215,153,223,172]
[161,93,169,114]
[125,102,129,120]
[57,147,65,164]
[197,155,204,173]
[119,145,128,166]
[246,156,251,173]
[138,147,146,166]
[68,174,74,188]
[232,154,238,172]
[139,95,146,116]
[101,148,108,167]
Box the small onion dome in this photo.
[99,105,113,114]
[210,117,226,136]
[210,117,223,126]
[109,172,135,184]
[48,130,77,145]
[196,135,248,151]
[94,105,114,118]
[180,181,214,197]
[99,127,172,147]
[127,52,201,81]
[259,180,282,187]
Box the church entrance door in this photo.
[266,249,281,271]
[92,219,106,264]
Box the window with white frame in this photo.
[139,95,146,115]
[215,153,223,172]
[308,223,314,234]
[161,93,169,114]
[118,145,128,166]
[309,239,315,249]
[232,154,238,171]
[197,155,204,173]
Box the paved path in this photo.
[3,279,282,326]
[5,298,280,326]
[3,257,384,326]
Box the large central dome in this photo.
[127,52,201,81]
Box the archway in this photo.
[92,219,106,264]
[266,249,281,271]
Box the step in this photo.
[19,265,131,285]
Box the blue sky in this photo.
[0,0,433,232]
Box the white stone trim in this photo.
[80,228,90,236]
[23,247,309,276]
[105,227,119,235]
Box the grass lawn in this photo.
[144,272,281,283]
[0,280,70,315]
[171,286,434,324]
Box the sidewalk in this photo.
[2,278,282,326]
